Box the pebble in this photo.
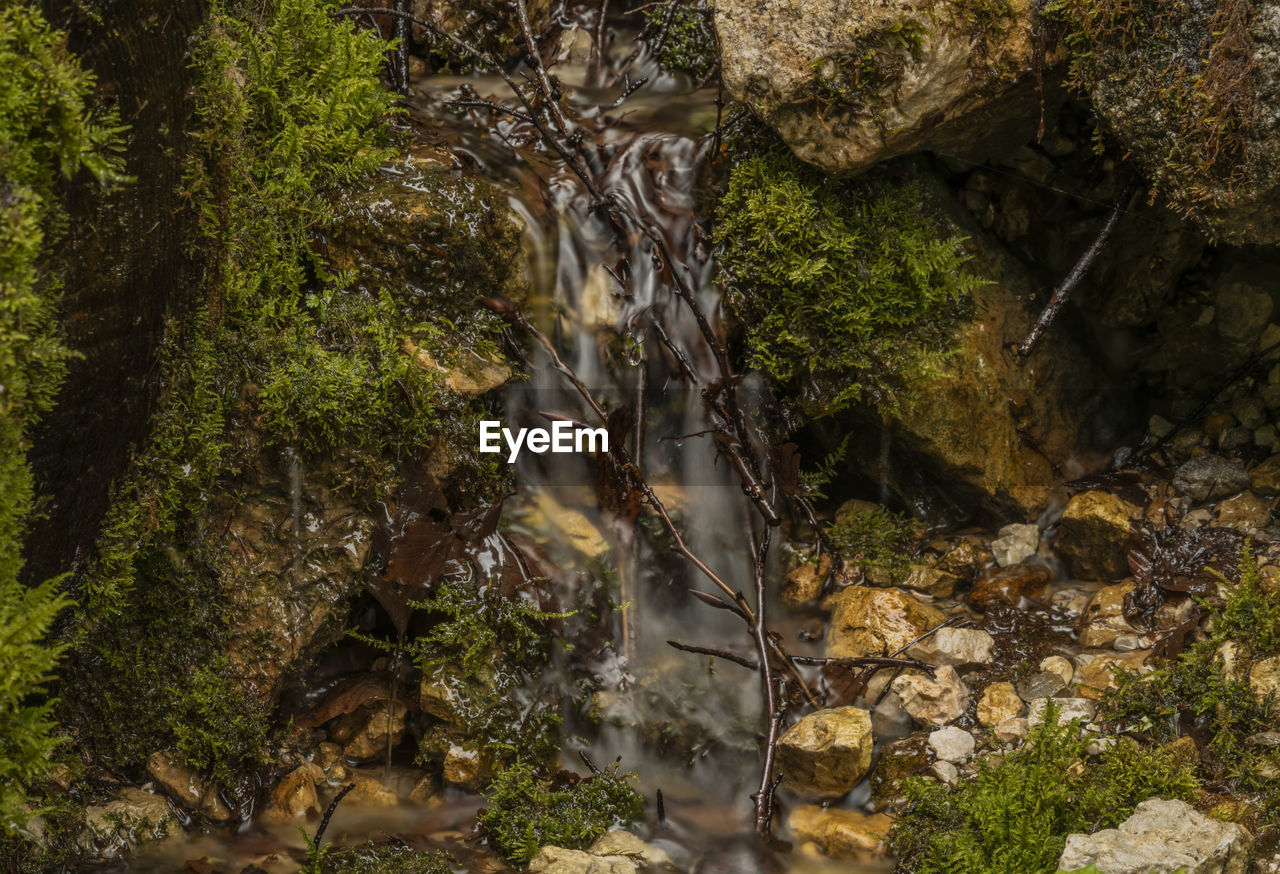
[928,726,975,763]
[991,523,1038,567]
[930,760,960,786]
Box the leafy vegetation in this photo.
[1046,0,1257,219]
[714,138,982,417]
[478,760,645,866]
[826,503,921,580]
[890,704,1200,874]
[319,842,455,874]
[644,2,715,82]
[0,1,124,835]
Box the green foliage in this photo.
[478,761,645,867]
[891,704,1199,874]
[0,1,123,836]
[714,142,982,416]
[320,842,456,874]
[404,578,571,768]
[826,504,921,580]
[808,19,928,119]
[173,664,269,786]
[644,2,715,82]
[1045,0,1256,219]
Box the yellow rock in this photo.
[787,804,893,858]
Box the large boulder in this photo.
[1057,798,1251,874]
[715,0,1045,174]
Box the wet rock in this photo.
[528,846,638,874]
[970,563,1051,611]
[1058,798,1251,874]
[892,666,971,727]
[1027,697,1096,727]
[340,699,408,761]
[782,557,828,608]
[82,788,179,858]
[714,0,1042,175]
[991,523,1039,567]
[994,716,1028,744]
[900,563,958,598]
[1251,455,1280,494]
[1055,491,1139,581]
[787,805,892,858]
[589,831,674,868]
[261,766,320,825]
[934,540,989,580]
[146,751,232,823]
[776,707,874,797]
[907,627,995,668]
[1079,580,1142,649]
[523,491,611,561]
[1039,655,1075,687]
[927,726,975,763]
[870,735,931,805]
[931,760,960,786]
[976,681,1024,726]
[1076,651,1153,700]
[345,770,400,807]
[443,744,485,788]
[1214,491,1273,535]
[1016,670,1067,701]
[1174,455,1250,503]
[314,742,350,783]
[825,587,944,659]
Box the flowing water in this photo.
[121,39,893,874]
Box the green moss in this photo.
[890,703,1200,874]
[826,503,922,580]
[0,1,124,836]
[320,842,455,874]
[1046,0,1256,219]
[808,19,928,121]
[478,761,645,867]
[644,2,716,82]
[714,136,983,416]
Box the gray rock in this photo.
[1173,455,1251,502]
[927,726,975,763]
[991,523,1039,567]
[1057,798,1250,874]
[907,627,996,668]
[893,666,972,727]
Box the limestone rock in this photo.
[977,681,1024,726]
[146,751,232,823]
[927,726,975,763]
[907,627,996,668]
[261,767,320,825]
[340,699,408,761]
[588,831,673,868]
[1174,455,1250,503]
[991,523,1039,567]
[1251,454,1280,494]
[1040,655,1075,687]
[1249,655,1280,710]
[892,666,971,727]
[970,563,1051,611]
[714,0,1042,175]
[994,716,1028,744]
[1056,491,1138,581]
[776,707,874,796]
[1058,798,1251,874]
[82,788,179,858]
[1027,697,1096,727]
[344,770,400,807]
[1214,490,1273,534]
[1076,651,1153,700]
[528,846,637,874]
[900,563,959,597]
[826,587,944,659]
[1079,580,1141,649]
[443,744,485,788]
[782,557,829,608]
[934,540,989,580]
[787,805,893,858]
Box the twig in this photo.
[1015,179,1137,363]
[312,782,355,849]
[668,640,758,669]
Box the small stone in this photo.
[970,563,1051,611]
[408,774,439,806]
[1076,651,1153,700]
[1222,426,1252,452]
[341,699,408,761]
[934,540,989,580]
[314,742,350,783]
[528,846,637,874]
[825,587,945,659]
[782,557,829,608]
[928,726,975,763]
[787,805,893,858]
[1149,415,1174,439]
[1057,798,1251,874]
[994,716,1027,744]
[1233,395,1268,430]
[344,770,399,806]
[1079,580,1141,648]
[1016,670,1067,701]
[977,681,1024,726]
[1113,633,1148,652]
[1039,656,1075,687]
[931,760,960,786]
[1255,425,1279,453]
[991,523,1039,567]
[907,627,996,668]
[261,767,320,825]
[892,666,971,727]
[776,707,874,797]
[1055,491,1138,581]
[1215,490,1273,534]
[82,788,179,856]
[443,744,484,788]
[588,830,673,867]
[1174,455,1250,502]
[1205,412,1236,445]
[900,563,959,597]
[1263,383,1280,410]
[146,751,232,823]
[1249,655,1280,712]
[1251,455,1280,494]
[1027,697,1096,727]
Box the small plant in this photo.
[644,1,715,82]
[714,139,982,417]
[478,760,645,867]
[320,842,455,874]
[826,504,921,580]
